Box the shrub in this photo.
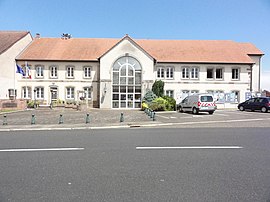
[142,90,157,104]
[152,80,164,97]
[141,102,149,110]
[162,96,176,111]
[149,97,167,111]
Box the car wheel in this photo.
[179,106,183,113]
[208,111,214,115]
[261,107,268,113]
[239,106,245,111]
[192,107,198,114]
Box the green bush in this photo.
[27,100,40,108]
[162,96,176,111]
[142,90,157,103]
[149,97,167,111]
[141,102,149,110]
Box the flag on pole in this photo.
[16,65,25,76]
[25,62,32,79]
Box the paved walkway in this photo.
[0,108,158,130]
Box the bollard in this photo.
[86,113,90,124]
[3,115,7,125]
[148,109,152,117]
[152,111,156,121]
[31,114,36,125]
[120,112,124,122]
[59,114,63,124]
[150,110,153,119]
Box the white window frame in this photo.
[191,67,199,79]
[66,66,74,78]
[231,90,240,103]
[182,67,189,79]
[83,87,92,99]
[83,66,91,78]
[66,87,75,99]
[50,66,58,78]
[232,68,240,80]
[22,86,31,99]
[165,90,174,98]
[157,67,165,79]
[35,87,44,99]
[166,67,174,79]
[215,68,223,80]
[35,65,44,78]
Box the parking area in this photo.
[153,109,270,128]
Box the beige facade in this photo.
[15,35,263,109]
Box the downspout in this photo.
[258,56,261,91]
[250,64,253,94]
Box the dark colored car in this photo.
[238,97,270,113]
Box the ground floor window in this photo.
[83,87,92,99]
[66,87,75,99]
[36,87,44,99]
[165,90,174,98]
[22,86,31,99]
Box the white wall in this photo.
[0,33,32,99]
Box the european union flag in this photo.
[16,65,25,76]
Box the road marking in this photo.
[136,146,243,150]
[0,148,85,152]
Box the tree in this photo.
[142,90,157,103]
[152,80,164,97]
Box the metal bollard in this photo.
[86,113,90,124]
[31,114,36,125]
[3,115,7,125]
[59,114,63,124]
[120,112,124,122]
[152,111,156,121]
[150,110,153,119]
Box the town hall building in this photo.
[15,34,263,109]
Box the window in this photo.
[50,66,58,78]
[166,67,174,79]
[207,68,214,79]
[216,68,223,79]
[22,86,31,99]
[157,67,165,79]
[166,90,174,98]
[231,91,240,102]
[35,87,44,99]
[83,66,91,78]
[191,67,199,79]
[182,67,189,79]
[157,66,174,79]
[83,87,92,99]
[66,87,75,99]
[232,68,240,80]
[66,66,74,78]
[35,65,44,78]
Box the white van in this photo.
[177,93,216,114]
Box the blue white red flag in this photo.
[16,65,25,76]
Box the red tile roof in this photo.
[16,36,263,64]
[0,31,30,55]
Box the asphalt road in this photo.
[1,128,270,202]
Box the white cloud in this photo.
[261,71,270,91]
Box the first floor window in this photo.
[232,68,240,80]
[36,66,44,78]
[84,67,91,78]
[191,67,199,79]
[182,67,189,79]
[66,87,75,99]
[66,66,74,78]
[166,67,174,79]
[157,67,164,78]
[207,68,214,79]
[166,90,174,98]
[50,66,58,78]
[83,87,92,99]
[36,87,44,99]
[216,68,223,79]
[22,86,31,99]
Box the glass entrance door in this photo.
[112,56,142,108]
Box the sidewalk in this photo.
[0,108,159,130]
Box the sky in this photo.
[1,0,270,90]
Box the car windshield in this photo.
[200,96,213,102]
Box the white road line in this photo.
[136,146,243,150]
[0,148,85,152]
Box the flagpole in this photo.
[14,61,16,100]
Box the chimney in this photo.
[35,33,40,38]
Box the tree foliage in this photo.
[152,80,164,97]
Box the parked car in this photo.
[177,93,216,114]
[238,97,270,113]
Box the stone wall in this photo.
[0,99,27,111]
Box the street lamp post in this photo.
[50,89,53,109]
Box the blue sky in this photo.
[1,0,270,89]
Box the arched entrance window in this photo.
[112,56,142,108]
